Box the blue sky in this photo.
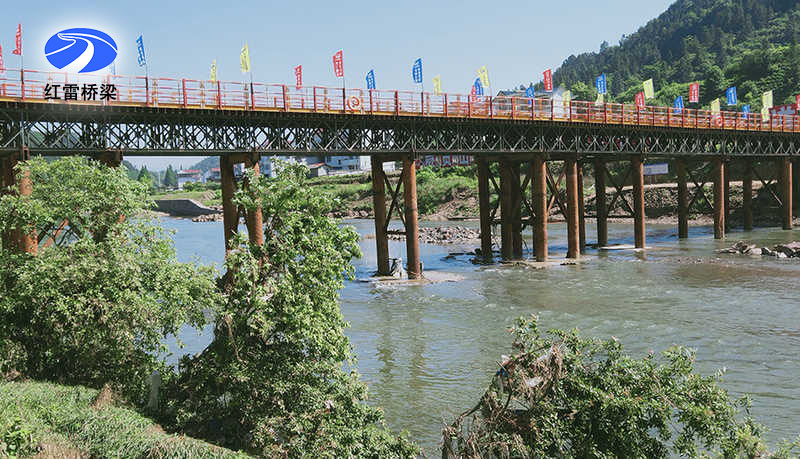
[2,0,674,169]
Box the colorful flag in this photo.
[333,50,344,78]
[596,74,607,95]
[726,87,737,105]
[412,58,422,84]
[562,90,572,109]
[525,86,535,98]
[635,92,645,107]
[689,83,700,103]
[210,59,217,82]
[240,44,251,73]
[711,98,720,114]
[796,94,800,110]
[478,65,490,88]
[12,23,21,55]
[136,35,146,67]
[294,65,302,89]
[0,44,4,75]
[674,95,684,113]
[366,69,375,89]
[473,78,484,96]
[543,69,553,92]
[762,90,773,109]
[742,104,750,119]
[643,78,655,99]
[595,92,604,106]
[432,75,442,95]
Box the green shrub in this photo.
[443,316,800,458]
[165,163,417,457]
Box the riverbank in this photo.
[0,379,247,458]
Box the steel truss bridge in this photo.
[0,68,796,277]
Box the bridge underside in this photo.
[1,102,799,158]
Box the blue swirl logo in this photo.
[44,28,118,73]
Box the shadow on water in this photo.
[163,217,800,455]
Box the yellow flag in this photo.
[432,75,442,95]
[562,90,571,109]
[240,44,251,73]
[643,79,655,99]
[210,59,217,82]
[762,90,773,109]
[761,106,770,121]
[595,92,604,105]
[711,98,720,114]
[478,65,490,88]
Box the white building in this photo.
[177,169,203,189]
[325,155,395,173]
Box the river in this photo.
[163,217,800,455]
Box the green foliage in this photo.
[182,181,221,192]
[537,0,800,109]
[164,163,417,457]
[0,158,219,403]
[164,164,179,188]
[0,380,248,458]
[444,316,800,458]
[416,166,477,215]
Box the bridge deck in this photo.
[1,68,798,133]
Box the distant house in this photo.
[177,169,203,189]
[307,162,329,177]
[205,167,221,182]
[325,155,395,174]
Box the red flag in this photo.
[0,44,4,74]
[689,82,700,103]
[12,23,21,55]
[543,69,553,92]
[796,94,800,111]
[294,65,302,89]
[470,84,477,102]
[635,92,645,107]
[333,50,343,78]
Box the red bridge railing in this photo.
[0,68,797,133]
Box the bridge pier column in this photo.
[220,155,239,254]
[1,147,37,254]
[511,162,523,260]
[594,159,607,247]
[743,161,753,231]
[676,159,689,239]
[402,156,421,279]
[243,157,264,247]
[477,158,493,261]
[724,161,731,231]
[713,157,725,239]
[632,155,646,249]
[532,156,548,262]
[371,157,390,275]
[577,161,586,253]
[565,157,580,259]
[782,156,793,230]
[499,160,514,261]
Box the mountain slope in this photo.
[534,0,800,110]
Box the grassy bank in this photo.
[0,380,248,458]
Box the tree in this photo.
[165,163,417,457]
[164,165,178,188]
[0,157,219,402]
[443,316,800,458]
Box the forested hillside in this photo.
[530,0,800,110]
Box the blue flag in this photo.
[474,78,484,96]
[726,87,737,105]
[674,95,684,114]
[525,86,535,98]
[742,104,750,119]
[596,74,607,95]
[366,69,375,89]
[412,58,423,84]
[136,35,146,67]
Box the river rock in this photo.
[745,247,762,256]
[387,226,481,245]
